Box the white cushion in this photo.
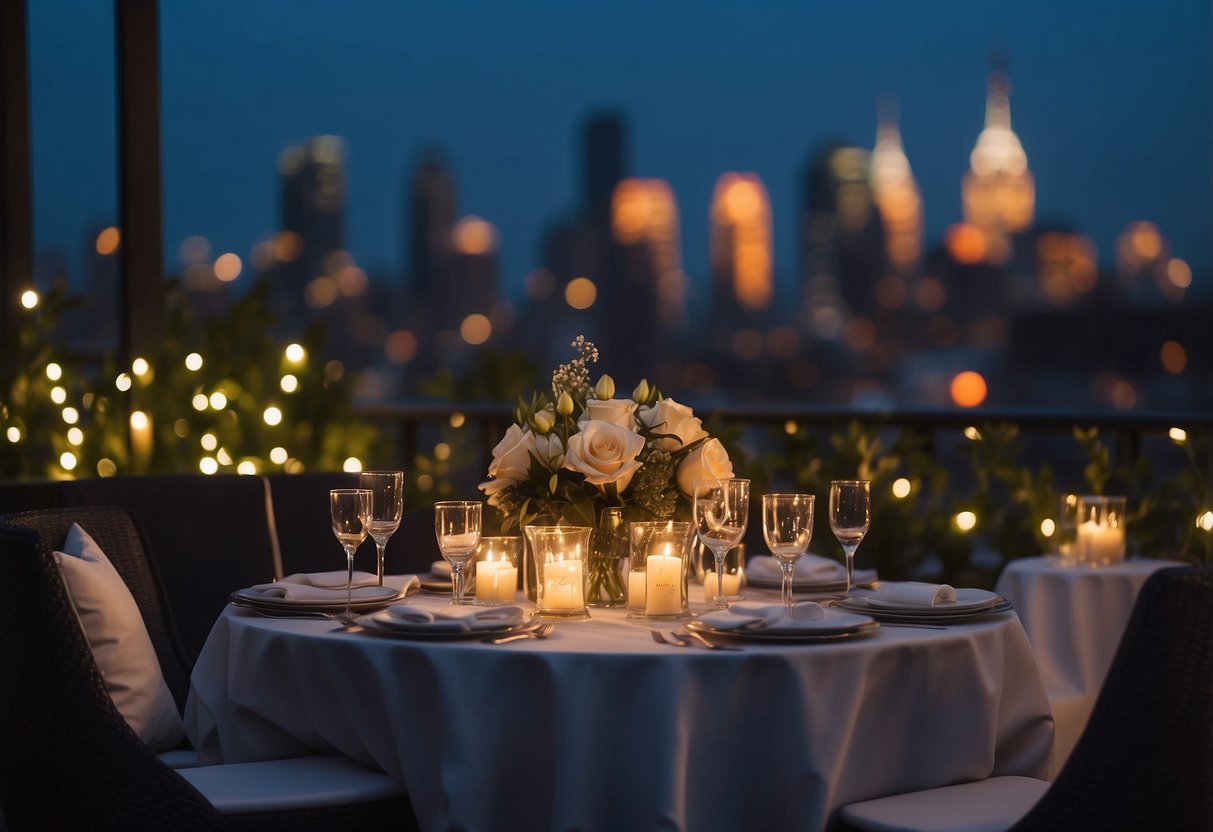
[838,776,1050,832]
[178,756,403,814]
[54,523,185,752]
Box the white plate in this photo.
[230,590,403,613]
[835,597,1013,624]
[862,587,1001,613]
[694,608,876,636]
[358,611,532,638]
[688,617,880,642]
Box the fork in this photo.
[674,629,743,651]
[651,630,689,647]
[484,622,555,644]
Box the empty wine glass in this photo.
[434,501,482,605]
[330,488,373,624]
[829,480,871,596]
[693,478,750,610]
[360,470,404,586]
[762,493,815,618]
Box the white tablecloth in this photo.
[994,555,1183,773]
[186,594,1053,832]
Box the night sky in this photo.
[29,0,1213,304]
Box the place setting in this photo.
[833,582,1012,625]
[229,569,419,616]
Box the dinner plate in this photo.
[834,597,1014,624]
[687,618,880,643]
[355,613,536,640]
[862,587,1001,613]
[229,590,403,614]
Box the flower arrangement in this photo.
[480,337,734,601]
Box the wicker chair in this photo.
[0,508,418,831]
[836,565,1213,832]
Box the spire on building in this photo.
[870,94,923,274]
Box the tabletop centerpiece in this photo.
[480,336,734,606]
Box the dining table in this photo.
[993,555,1186,774]
[185,586,1054,832]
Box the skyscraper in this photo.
[962,64,1034,264]
[710,172,773,331]
[406,150,457,305]
[275,135,345,321]
[870,97,923,276]
[610,178,685,329]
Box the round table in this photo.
[994,555,1185,773]
[186,592,1053,832]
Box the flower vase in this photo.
[586,507,628,606]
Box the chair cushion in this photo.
[178,756,404,814]
[53,523,185,752]
[838,776,1050,832]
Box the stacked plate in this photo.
[835,588,1011,625]
[687,608,879,643]
[230,587,404,615]
[356,604,532,639]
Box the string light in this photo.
[50,386,67,404]
[200,433,218,451]
[279,374,299,393]
[116,373,132,392]
[1040,518,1056,537]
[1169,427,1188,443]
[192,394,209,411]
[199,457,219,475]
[892,478,911,499]
[20,290,39,309]
[67,427,84,446]
[237,460,258,475]
[97,459,117,477]
[263,406,283,426]
[1198,511,1213,532]
[5,427,21,443]
[285,343,306,363]
[46,363,63,381]
[270,447,289,464]
[185,353,204,372]
[955,511,977,531]
[342,457,362,472]
[963,426,981,441]
[59,452,78,471]
[131,357,150,377]
[61,407,79,425]
[216,448,233,466]
[209,392,228,410]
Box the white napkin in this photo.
[697,601,825,631]
[747,554,845,583]
[247,571,417,602]
[382,603,525,631]
[871,581,956,607]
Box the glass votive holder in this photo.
[700,542,747,603]
[587,507,628,607]
[473,536,521,605]
[1056,493,1080,566]
[626,520,693,620]
[1075,495,1127,567]
[525,525,592,620]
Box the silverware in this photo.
[483,623,555,644]
[651,630,689,647]
[675,628,743,651]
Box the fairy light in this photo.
[209,391,228,410]
[269,446,289,465]
[279,374,299,393]
[342,457,362,472]
[5,427,21,443]
[285,343,306,364]
[20,290,39,309]
[199,457,219,475]
[46,363,63,381]
[1198,511,1213,532]
[192,393,209,411]
[450,411,466,428]
[59,452,78,471]
[263,406,283,426]
[116,373,132,392]
[61,407,79,425]
[417,474,434,492]
[955,511,977,531]
[892,478,911,499]
[1169,427,1188,443]
[963,426,981,441]
[1040,518,1056,537]
[434,442,451,461]
[237,460,258,475]
[173,419,190,438]
[67,427,84,446]
[200,433,218,451]
[131,357,150,377]
[784,420,798,436]
[216,448,233,466]
[185,353,204,372]
[50,386,67,404]
[97,459,117,477]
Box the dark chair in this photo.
[0,479,65,514]
[836,565,1213,832]
[0,510,418,831]
[60,474,282,659]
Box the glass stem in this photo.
[844,546,856,596]
[452,562,465,604]
[345,545,356,622]
[376,542,386,586]
[781,562,796,617]
[713,548,728,609]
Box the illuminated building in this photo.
[446,215,500,325]
[711,172,773,330]
[962,66,1034,264]
[406,150,457,304]
[610,178,686,328]
[276,136,345,318]
[870,98,923,276]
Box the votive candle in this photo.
[645,554,682,616]
[543,560,584,610]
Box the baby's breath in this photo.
[551,335,599,402]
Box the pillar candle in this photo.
[542,560,584,610]
[475,562,518,603]
[645,554,682,616]
[702,571,742,602]
[1076,520,1125,566]
[628,570,646,609]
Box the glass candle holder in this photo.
[626,520,693,620]
[1056,493,1080,566]
[525,525,592,620]
[473,536,522,605]
[700,542,747,603]
[1075,495,1127,567]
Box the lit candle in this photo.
[645,553,682,616]
[628,570,647,609]
[475,561,518,603]
[1076,520,1125,566]
[702,571,742,602]
[542,560,584,610]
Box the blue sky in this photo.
[29,0,1213,301]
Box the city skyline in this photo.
[27,0,1212,302]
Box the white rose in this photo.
[580,397,638,430]
[639,398,708,451]
[485,424,536,483]
[564,419,646,492]
[676,438,734,496]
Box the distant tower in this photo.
[445,215,500,326]
[962,61,1034,263]
[610,178,686,329]
[710,172,773,330]
[277,136,345,316]
[406,150,457,304]
[583,113,628,226]
[870,96,922,276]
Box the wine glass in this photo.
[330,488,373,624]
[762,493,815,618]
[434,501,482,605]
[693,478,750,610]
[359,470,404,586]
[829,480,871,596]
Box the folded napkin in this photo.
[246,571,417,602]
[698,601,825,631]
[871,581,956,606]
[382,603,525,631]
[748,554,845,583]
